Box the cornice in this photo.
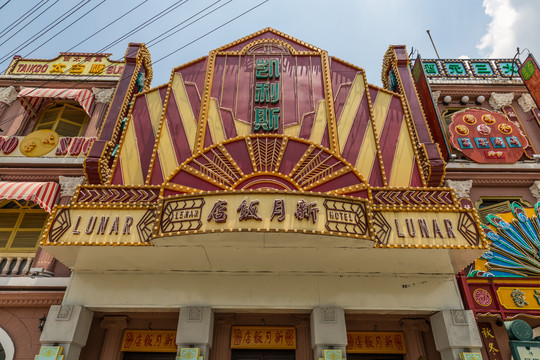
[0,291,64,307]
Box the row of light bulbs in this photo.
[442,95,486,106]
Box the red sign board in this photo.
[519,54,540,109]
[449,108,527,163]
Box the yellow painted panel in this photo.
[235,120,252,137]
[372,91,392,140]
[355,124,377,180]
[172,73,197,151]
[284,123,300,137]
[146,90,178,180]
[337,73,365,153]
[309,100,328,145]
[120,119,144,185]
[207,98,226,143]
[389,120,415,186]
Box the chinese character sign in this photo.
[230,326,296,349]
[519,54,540,110]
[253,59,280,133]
[121,330,177,352]
[477,323,503,360]
[346,332,406,354]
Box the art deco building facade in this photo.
[0,43,150,360]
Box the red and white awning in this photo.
[0,181,60,213]
[18,87,95,116]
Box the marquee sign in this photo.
[6,52,124,77]
[449,108,528,163]
[0,130,95,158]
[121,330,177,352]
[422,59,521,79]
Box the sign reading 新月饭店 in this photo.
[346,332,406,354]
[42,191,482,248]
[230,326,296,349]
[121,330,177,352]
[7,52,125,76]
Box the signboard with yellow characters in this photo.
[0,130,95,158]
[6,52,125,77]
[42,186,484,249]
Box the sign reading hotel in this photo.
[230,326,296,349]
[6,52,125,77]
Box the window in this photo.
[33,103,88,137]
[476,197,532,224]
[0,200,48,252]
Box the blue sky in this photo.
[1,0,538,86]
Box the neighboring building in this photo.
[36,29,487,360]
[0,43,150,360]
[414,55,540,358]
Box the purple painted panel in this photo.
[308,172,364,193]
[296,56,314,125]
[149,153,164,185]
[278,140,310,175]
[222,140,253,175]
[170,171,222,191]
[176,58,208,99]
[281,56,298,128]
[320,127,330,148]
[165,90,192,164]
[184,83,202,121]
[378,95,404,182]
[397,65,431,142]
[159,86,167,102]
[236,56,254,123]
[131,96,155,177]
[311,56,324,102]
[222,32,315,52]
[341,93,369,165]
[220,108,237,139]
[203,123,213,148]
[330,60,357,105]
[340,190,368,199]
[221,55,240,112]
[163,188,186,197]
[409,161,423,187]
[111,157,124,185]
[333,84,351,124]
[368,157,384,186]
[211,56,226,100]
[298,112,315,139]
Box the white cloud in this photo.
[459,55,470,59]
[477,0,519,57]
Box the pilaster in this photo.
[310,307,347,360]
[430,310,482,360]
[176,307,214,359]
[99,316,128,360]
[400,319,429,360]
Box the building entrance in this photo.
[347,354,404,360]
[231,349,295,360]
[123,352,176,360]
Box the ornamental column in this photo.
[310,307,348,360]
[86,88,115,137]
[445,180,474,209]
[430,310,482,360]
[176,307,214,359]
[530,181,540,203]
[59,176,86,205]
[488,92,514,110]
[39,305,94,360]
[99,316,128,360]
[400,319,429,360]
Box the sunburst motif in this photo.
[470,202,540,277]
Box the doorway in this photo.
[123,352,176,360]
[231,349,295,360]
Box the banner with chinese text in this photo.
[121,330,177,352]
[230,326,296,349]
[346,332,406,354]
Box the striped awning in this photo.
[18,87,95,116]
[0,181,60,213]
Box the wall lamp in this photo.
[442,96,452,105]
[460,96,469,105]
[38,315,47,332]
[476,95,486,105]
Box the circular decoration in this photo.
[482,114,496,124]
[473,288,492,306]
[19,129,59,157]
[463,114,476,124]
[477,124,491,135]
[498,123,512,134]
[456,125,469,135]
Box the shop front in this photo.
[35,29,486,360]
